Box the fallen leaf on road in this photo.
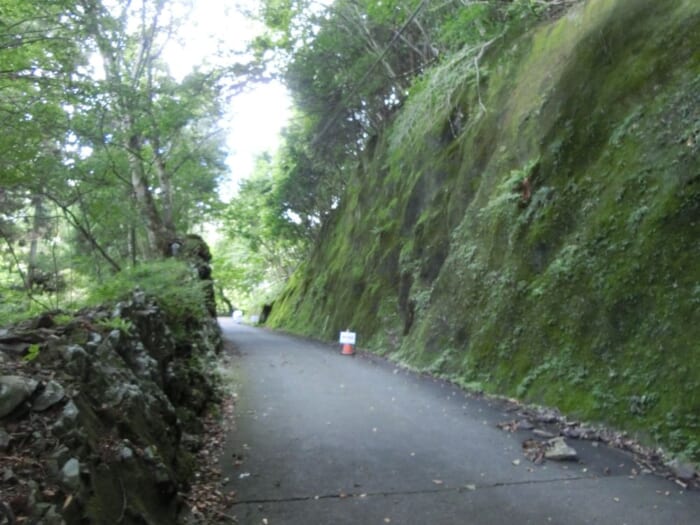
[522,438,545,464]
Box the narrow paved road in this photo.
[219,320,699,524]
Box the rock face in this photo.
[264,0,700,461]
[0,289,222,525]
[0,427,9,450]
[179,234,218,318]
[32,380,65,412]
[0,375,38,418]
[60,458,81,490]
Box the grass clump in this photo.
[0,290,51,326]
[86,259,208,324]
[1,259,207,330]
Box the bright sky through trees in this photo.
[161,0,292,200]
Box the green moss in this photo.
[269,0,700,461]
[87,259,208,334]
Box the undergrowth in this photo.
[87,259,208,324]
[0,259,209,330]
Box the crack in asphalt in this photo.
[229,474,595,506]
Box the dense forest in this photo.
[2,0,699,467]
[0,0,235,321]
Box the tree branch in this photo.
[41,192,122,273]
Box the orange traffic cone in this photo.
[341,343,355,356]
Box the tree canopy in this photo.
[242,0,562,233]
[0,0,574,321]
[0,0,235,322]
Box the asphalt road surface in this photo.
[218,320,700,524]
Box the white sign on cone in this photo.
[339,331,356,345]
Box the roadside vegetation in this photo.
[0,0,241,325]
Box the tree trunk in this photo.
[127,130,174,256]
[129,222,137,266]
[26,194,45,289]
[82,0,176,259]
[216,284,234,316]
[43,192,122,273]
[151,134,176,235]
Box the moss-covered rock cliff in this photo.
[267,0,700,460]
[0,245,223,524]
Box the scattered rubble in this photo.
[543,437,578,461]
[495,399,698,488]
[667,459,696,482]
[521,437,578,464]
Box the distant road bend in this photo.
[219,320,700,524]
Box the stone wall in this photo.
[0,290,222,525]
